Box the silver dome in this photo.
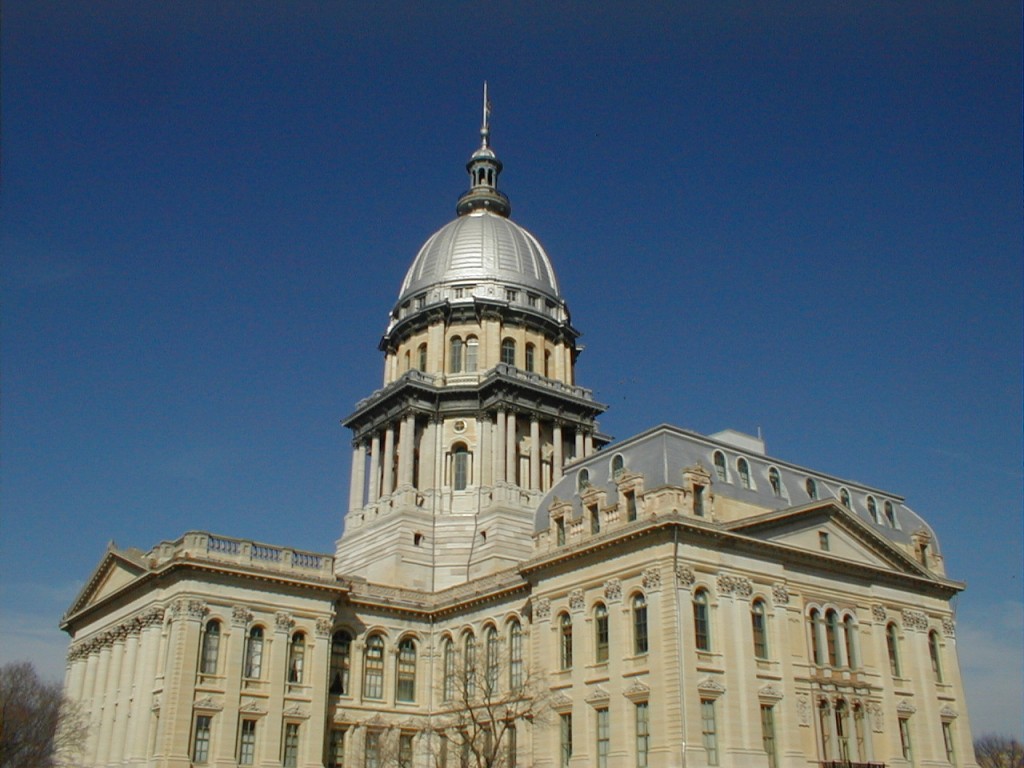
[396,209,562,306]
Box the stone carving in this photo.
[239,701,266,714]
[282,704,310,719]
[697,677,725,694]
[942,616,955,637]
[569,589,585,612]
[533,597,551,620]
[315,617,333,637]
[171,599,209,620]
[642,567,661,591]
[901,609,928,631]
[232,605,253,626]
[772,583,790,605]
[603,578,622,602]
[896,699,917,715]
[550,692,573,711]
[868,702,884,732]
[622,680,650,702]
[675,565,695,587]
[585,686,610,705]
[758,684,783,700]
[939,705,958,719]
[193,696,223,711]
[872,604,887,622]
[717,573,753,597]
[66,606,167,660]
[275,612,295,632]
[796,694,811,726]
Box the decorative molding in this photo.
[939,705,958,719]
[901,609,928,632]
[238,701,266,715]
[533,597,551,621]
[315,617,333,637]
[193,696,223,712]
[771,583,789,605]
[868,702,884,732]
[896,699,917,715]
[171,599,209,621]
[716,573,753,598]
[66,607,166,660]
[697,677,726,696]
[622,680,650,703]
[568,589,585,612]
[942,616,955,637]
[642,567,661,592]
[758,684,783,701]
[796,694,811,727]
[550,692,573,712]
[232,605,253,627]
[282,704,310,720]
[603,578,622,602]
[675,565,695,587]
[585,686,610,706]
[871,604,887,623]
[275,612,295,632]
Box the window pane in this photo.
[200,621,220,675]
[509,621,524,691]
[283,723,299,768]
[633,595,648,655]
[596,708,609,768]
[288,633,305,684]
[694,592,710,651]
[239,719,257,765]
[396,638,417,702]
[559,713,572,768]
[326,728,345,768]
[595,604,609,663]
[330,631,352,695]
[363,635,385,699]
[193,715,212,763]
[636,702,650,768]
[560,615,573,670]
[244,627,263,679]
[701,699,718,765]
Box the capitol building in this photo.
[60,98,977,767]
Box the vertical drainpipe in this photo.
[673,524,688,767]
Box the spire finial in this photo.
[480,81,491,148]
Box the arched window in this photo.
[330,630,352,695]
[396,637,417,702]
[809,609,823,665]
[825,610,840,666]
[578,468,590,491]
[244,626,264,679]
[287,632,306,684]
[839,488,851,508]
[417,343,428,372]
[843,616,858,669]
[631,594,649,655]
[362,634,385,699]
[484,626,500,693]
[693,590,711,651]
[449,336,463,373]
[465,336,479,372]
[559,614,573,670]
[886,623,901,677]
[806,478,818,500]
[403,349,410,372]
[611,454,624,478]
[200,620,220,675]
[751,600,768,659]
[867,496,879,523]
[544,350,551,377]
[713,451,727,482]
[501,338,516,366]
[768,467,782,497]
[737,457,752,489]
[452,443,470,491]
[442,637,455,701]
[508,620,524,691]
[884,501,896,527]
[594,604,609,663]
[525,343,535,372]
[463,632,477,697]
[928,630,943,682]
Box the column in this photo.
[382,426,396,496]
[473,416,484,488]
[348,442,366,511]
[127,616,164,764]
[553,423,564,482]
[529,418,541,490]
[110,628,140,765]
[505,412,517,485]
[421,420,437,493]
[584,431,594,457]
[480,416,492,486]
[495,410,506,484]
[574,429,584,462]
[80,652,100,761]
[368,433,381,502]
[96,637,124,765]
[399,414,415,487]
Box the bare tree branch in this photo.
[0,662,87,768]
[975,735,1024,768]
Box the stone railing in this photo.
[151,532,336,579]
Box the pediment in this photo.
[726,501,928,577]
[65,547,150,618]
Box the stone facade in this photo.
[61,106,977,767]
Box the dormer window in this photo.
[768,467,782,497]
[713,451,727,482]
[506,289,519,302]
[528,293,538,307]
[805,478,818,500]
[839,488,851,508]
[555,516,566,546]
[737,458,752,489]
[884,501,896,527]
[415,294,426,309]
[867,496,879,523]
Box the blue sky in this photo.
[3,0,1021,739]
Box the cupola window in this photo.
[452,443,470,491]
[501,338,516,366]
[449,336,463,373]
[525,343,536,372]
[465,336,479,372]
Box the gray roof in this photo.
[535,424,939,553]
[396,210,561,307]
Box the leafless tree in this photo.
[0,662,87,768]
[975,735,1024,768]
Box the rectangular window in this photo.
[556,516,566,545]
[819,531,830,551]
[625,490,637,521]
[635,701,650,768]
[701,699,718,766]
[596,707,609,768]
[559,713,572,768]
[282,723,300,768]
[399,734,413,768]
[693,484,705,517]
[507,724,517,767]
[192,715,212,764]
[589,503,600,534]
[327,728,346,768]
[238,719,257,765]
[365,731,381,768]
[760,705,776,768]
[942,721,956,764]
[898,717,913,761]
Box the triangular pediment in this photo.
[726,501,928,577]
[65,547,150,618]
